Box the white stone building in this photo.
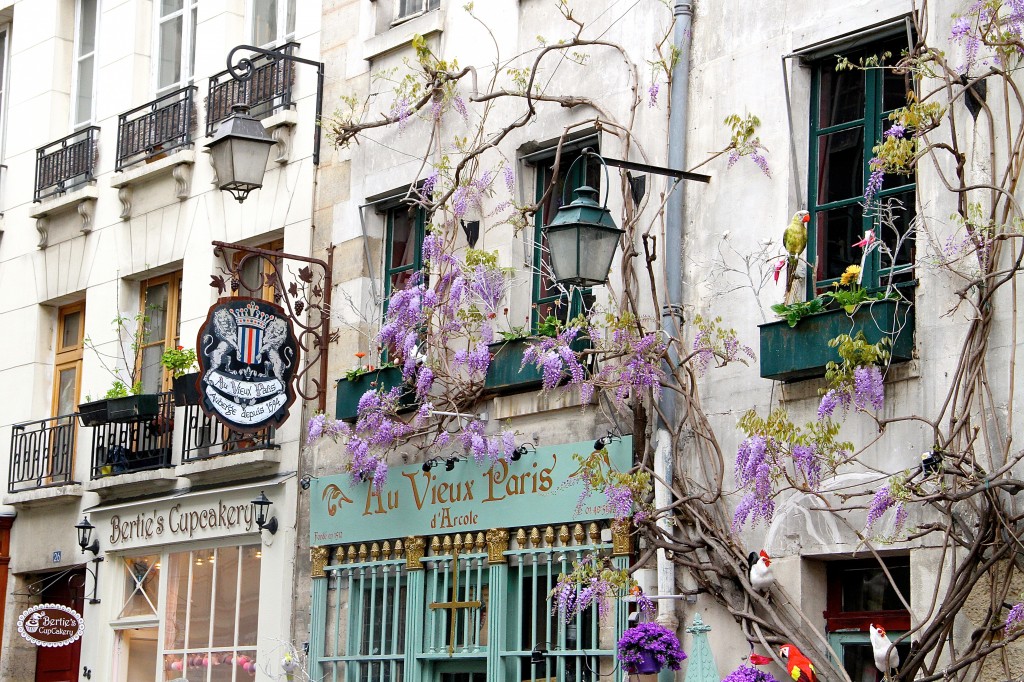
[0,1,323,680]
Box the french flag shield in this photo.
[237,325,264,364]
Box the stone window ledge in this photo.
[83,468,179,500]
[2,484,84,509]
[491,385,593,421]
[111,150,195,219]
[30,184,98,248]
[175,448,282,485]
[364,9,444,61]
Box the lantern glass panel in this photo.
[216,136,273,190]
[581,228,621,285]
[546,226,581,285]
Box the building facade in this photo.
[0,1,322,681]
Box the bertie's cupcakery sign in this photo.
[17,604,84,648]
[197,298,299,432]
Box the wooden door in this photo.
[35,570,85,682]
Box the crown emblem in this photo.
[232,301,274,330]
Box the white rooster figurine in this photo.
[747,550,774,593]
[870,623,899,679]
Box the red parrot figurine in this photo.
[778,643,818,682]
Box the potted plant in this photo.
[616,621,687,675]
[162,345,201,407]
[335,354,414,422]
[760,266,914,382]
[78,311,161,426]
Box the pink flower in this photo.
[852,230,877,248]
[773,258,786,283]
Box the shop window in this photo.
[531,147,599,332]
[112,546,262,681]
[155,0,198,96]
[250,0,296,47]
[824,557,911,682]
[384,204,427,304]
[808,36,915,294]
[139,272,182,394]
[72,0,99,128]
[53,302,85,418]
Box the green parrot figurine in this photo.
[783,210,810,302]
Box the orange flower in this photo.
[355,352,366,359]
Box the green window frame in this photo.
[384,204,428,305]
[808,36,916,297]
[531,149,600,332]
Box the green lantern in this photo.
[543,151,624,287]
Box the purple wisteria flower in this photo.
[422,171,439,199]
[722,665,782,682]
[415,367,434,399]
[605,484,633,521]
[732,491,776,532]
[503,165,515,191]
[853,365,885,411]
[885,123,906,139]
[452,186,469,218]
[866,158,885,202]
[521,327,585,392]
[866,485,900,529]
[791,444,821,488]
[389,97,412,133]
[818,388,850,419]
[453,94,469,122]
[1006,602,1024,631]
[727,149,741,168]
[307,413,327,442]
[732,435,778,530]
[648,82,660,107]
[750,150,771,178]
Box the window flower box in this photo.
[759,299,914,382]
[77,399,110,427]
[78,394,161,427]
[172,372,202,407]
[335,366,415,422]
[484,337,590,396]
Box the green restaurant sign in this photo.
[310,436,632,545]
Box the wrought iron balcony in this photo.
[8,414,79,493]
[181,403,276,462]
[206,42,298,138]
[116,86,197,171]
[89,392,175,480]
[34,127,100,202]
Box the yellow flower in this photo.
[840,265,862,286]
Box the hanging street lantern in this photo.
[205,103,276,203]
[543,149,625,287]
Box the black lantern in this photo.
[205,103,276,203]
[250,491,279,535]
[75,516,99,555]
[543,150,624,287]
[530,643,548,666]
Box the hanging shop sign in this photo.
[310,436,632,544]
[17,604,84,648]
[196,298,299,432]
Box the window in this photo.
[53,302,85,418]
[112,546,262,681]
[250,0,295,47]
[235,238,284,302]
[824,557,911,682]
[139,272,182,394]
[531,148,599,331]
[809,36,915,294]
[397,0,440,22]
[384,204,427,303]
[72,0,99,127]
[155,0,198,96]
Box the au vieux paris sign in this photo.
[310,437,632,544]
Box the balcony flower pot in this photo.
[172,371,202,407]
[759,298,914,382]
[106,394,160,423]
[336,366,414,422]
[77,399,109,427]
[484,336,591,396]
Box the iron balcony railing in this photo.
[205,42,298,137]
[35,126,100,202]
[116,86,197,171]
[181,403,276,462]
[8,414,79,493]
[89,392,175,480]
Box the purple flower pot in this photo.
[625,650,662,675]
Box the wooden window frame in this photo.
[139,271,183,393]
[530,148,597,332]
[52,301,86,418]
[233,237,285,302]
[383,204,427,306]
[807,36,916,297]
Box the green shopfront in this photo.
[307,438,633,682]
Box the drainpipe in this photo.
[655,0,693,634]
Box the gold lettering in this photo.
[403,469,433,510]
[483,461,509,502]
